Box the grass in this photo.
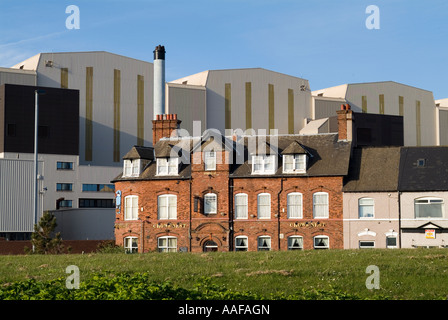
[1,248,448,300]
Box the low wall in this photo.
[0,240,111,255]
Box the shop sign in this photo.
[425,229,436,239]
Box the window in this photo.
[252,155,276,174]
[313,192,329,218]
[124,237,138,253]
[6,123,16,137]
[359,198,374,219]
[288,236,303,250]
[417,159,426,167]
[157,158,178,175]
[57,161,73,170]
[58,200,72,208]
[287,193,302,219]
[204,151,216,171]
[314,236,329,249]
[82,184,115,192]
[234,193,248,219]
[258,236,271,251]
[79,199,115,208]
[38,125,49,138]
[235,236,248,251]
[158,236,177,252]
[124,195,138,220]
[204,193,217,214]
[386,236,397,248]
[359,241,375,249]
[257,193,271,219]
[123,159,141,177]
[283,154,306,173]
[158,194,177,220]
[414,197,444,219]
[56,183,72,191]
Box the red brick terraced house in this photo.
[112,113,352,253]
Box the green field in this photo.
[1,248,448,300]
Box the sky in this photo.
[0,0,447,99]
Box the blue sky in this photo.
[0,0,447,99]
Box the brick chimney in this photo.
[336,104,353,141]
[152,113,182,145]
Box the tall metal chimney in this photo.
[153,45,166,120]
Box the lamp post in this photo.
[33,89,45,228]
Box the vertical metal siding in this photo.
[85,67,93,161]
[113,69,121,162]
[0,159,43,232]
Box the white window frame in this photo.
[288,236,304,250]
[158,194,177,220]
[234,193,248,219]
[204,193,217,214]
[124,236,138,253]
[124,195,138,220]
[386,236,398,249]
[257,193,271,219]
[313,235,329,249]
[157,236,177,252]
[204,151,216,171]
[257,236,271,251]
[414,197,445,219]
[156,157,178,176]
[123,159,141,177]
[283,154,307,173]
[313,192,329,219]
[251,155,276,175]
[359,241,375,249]
[287,192,303,219]
[358,198,375,219]
[235,236,248,251]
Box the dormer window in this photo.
[157,157,178,175]
[252,155,276,175]
[123,159,141,177]
[283,154,307,173]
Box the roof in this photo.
[231,134,351,178]
[281,141,309,155]
[398,147,448,192]
[343,147,401,192]
[123,146,154,160]
[113,133,351,182]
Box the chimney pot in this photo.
[341,104,346,110]
[173,114,177,120]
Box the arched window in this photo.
[313,235,329,249]
[158,194,177,219]
[124,195,138,220]
[204,193,217,214]
[358,198,375,218]
[288,236,303,250]
[287,193,303,219]
[257,193,271,219]
[414,197,444,219]
[124,236,138,253]
[258,236,271,251]
[235,236,248,251]
[158,236,177,252]
[234,193,248,219]
[313,192,329,218]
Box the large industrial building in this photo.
[1,46,447,244]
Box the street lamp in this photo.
[34,89,45,228]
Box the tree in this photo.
[30,211,64,254]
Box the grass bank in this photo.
[1,248,447,300]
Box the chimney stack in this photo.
[153,45,166,120]
[336,104,353,141]
[152,113,182,145]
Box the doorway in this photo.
[203,240,218,252]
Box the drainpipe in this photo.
[189,176,193,252]
[277,178,284,251]
[398,191,402,248]
[229,178,234,251]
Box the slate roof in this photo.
[122,146,154,160]
[398,147,448,192]
[343,147,401,192]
